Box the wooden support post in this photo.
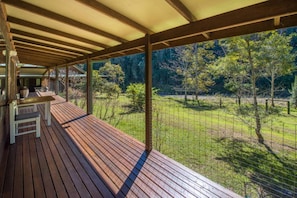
[55,67,59,95]
[65,65,69,102]
[7,50,17,101]
[145,34,152,152]
[287,101,290,115]
[86,58,93,115]
[47,68,50,91]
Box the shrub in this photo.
[126,83,158,111]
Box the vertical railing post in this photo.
[145,34,152,152]
[55,66,59,95]
[47,68,50,91]
[87,58,93,115]
[65,65,69,102]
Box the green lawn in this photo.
[90,94,297,197]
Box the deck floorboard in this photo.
[0,94,241,198]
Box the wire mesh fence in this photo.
[150,95,297,197]
[93,92,297,197]
[59,67,296,197]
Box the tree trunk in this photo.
[246,39,264,144]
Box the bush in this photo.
[126,83,158,111]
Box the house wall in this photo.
[19,77,42,92]
[0,105,7,164]
[0,66,8,166]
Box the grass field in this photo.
[86,94,297,197]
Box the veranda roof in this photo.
[0,0,297,70]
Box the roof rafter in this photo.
[0,3,14,50]
[7,16,109,49]
[15,43,76,59]
[13,36,85,55]
[165,0,196,22]
[2,0,127,43]
[17,50,69,62]
[11,29,96,53]
[161,15,297,50]
[14,41,80,57]
[61,9,297,66]
[75,0,154,34]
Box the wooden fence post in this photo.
[287,101,290,115]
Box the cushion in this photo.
[15,112,40,121]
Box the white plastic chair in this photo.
[9,100,41,144]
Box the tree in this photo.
[162,46,191,101]
[187,42,215,101]
[214,41,250,105]
[95,61,125,98]
[162,43,215,102]
[215,35,264,143]
[258,31,295,107]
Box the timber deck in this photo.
[0,94,241,198]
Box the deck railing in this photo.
[57,76,296,197]
[91,94,297,197]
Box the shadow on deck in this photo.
[0,94,241,197]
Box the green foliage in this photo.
[258,31,295,106]
[102,82,121,98]
[126,83,157,111]
[93,61,125,98]
[214,35,266,143]
[259,31,294,78]
[98,61,125,84]
[75,93,297,196]
[126,83,145,111]
[164,42,215,100]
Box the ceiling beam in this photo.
[62,14,297,66]
[11,29,96,53]
[7,16,109,49]
[0,2,14,50]
[13,36,86,55]
[151,0,297,44]
[17,50,69,62]
[14,40,82,57]
[59,37,146,66]
[158,15,297,50]
[15,42,77,58]
[16,47,72,61]
[165,0,196,22]
[2,0,127,43]
[15,42,76,58]
[75,0,153,34]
